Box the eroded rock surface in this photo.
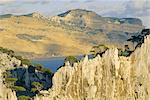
[0,52,52,100]
[35,36,150,100]
[0,53,20,100]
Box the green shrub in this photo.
[5,78,17,82]
[21,59,32,66]
[0,47,14,55]
[18,96,29,100]
[64,56,78,66]
[34,64,44,71]
[12,86,26,92]
[31,82,43,91]
[32,82,43,88]
[28,65,35,73]
[14,55,23,60]
[4,78,17,88]
[90,44,108,57]
[118,45,132,57]
[42,68,52,75]
[31,88,38,93]
[121,50,131,57]
[34,64,52,75]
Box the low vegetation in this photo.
[0,47,15,57]
[12,86,26,92]
[118,45,132,57]
[34,64,52,75]
[90,29,150,57]
[31,82,43,92]
[90,44,108,57]
[64,56,78,66]
[18,96,31,100]
[127,28,150,49]
[3,67,52,99]
[1,47,52,99]
[0,47,32,66]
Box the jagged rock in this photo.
[0,52,21,100]
[35,35,150,100]
[0,52,52,99]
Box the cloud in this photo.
[100,0,150,27]
[124,0,150,27]
[124,0,150,17]
[0,0,149,27]
[0,0,15,4]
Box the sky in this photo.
[0,0,150,28]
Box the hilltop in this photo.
[0,9,144,58]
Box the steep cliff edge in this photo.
[0,52,21,100]
[35,35,150,100]
[0,51,52,100]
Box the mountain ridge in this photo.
[0,9,144,58]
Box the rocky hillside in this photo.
[0,51,52,100]
[35,35,150,100]
[0,9,144,58]
[51,9,143,32]
[0,52,20,100]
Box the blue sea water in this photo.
[32,55,93,72]
[32,57,65,72]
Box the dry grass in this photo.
[0,16,91,58]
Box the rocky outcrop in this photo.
[0,52,52,99]
[35,35,150,100]
[0,52,21,100]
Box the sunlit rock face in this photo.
[35,35,150,100]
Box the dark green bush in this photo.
[90,44,108,57]
[21,59,32,66]
[5,78,17,82]
[64,56,78,66]
[118,45,132,57]
[34,64,44,71]
[31,81,43,92]
[4,78,17,88]
[0,47,15,56]
[31,88,38,93]
[14,55,23,60]
[42,68,52,75]
[28,65,35,73]
[12,86,26,92]
[18,96,29,100]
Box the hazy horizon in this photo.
[0,0,149,28]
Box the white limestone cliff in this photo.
[35,35,150,100]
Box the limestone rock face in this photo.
[35,35,150,100]
[0,52,21,100]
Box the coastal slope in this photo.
[35,35,150,100]
[0,9,144,58]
